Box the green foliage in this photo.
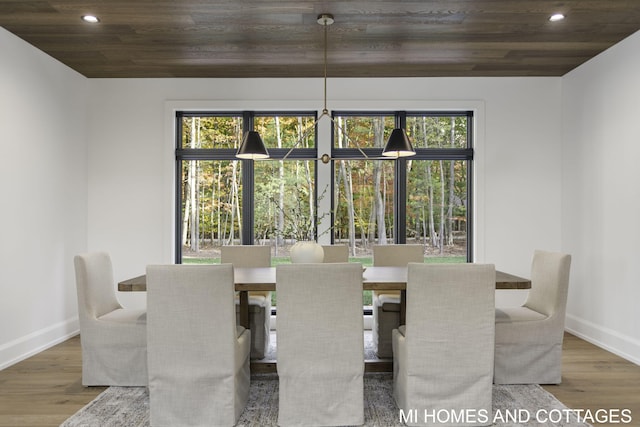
[181,113,469,255]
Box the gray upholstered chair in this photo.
[372,244,424,358]
[276,263,364,426]
[146,264,250,427]
[220,245,271,359]
[321,244,349,262]
[73,252,147,386]
[494,250,572,384]
[393,263,495,426]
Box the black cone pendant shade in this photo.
[234,13,415,163]
[382,128,416,157]
[236,131,269,159]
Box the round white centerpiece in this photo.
[290,241,324,263]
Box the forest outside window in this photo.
[176,111,318,264]
[332,111,473,263]
[176,110,473,266]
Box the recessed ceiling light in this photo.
[81,15,100,23]
[549,13,565,22]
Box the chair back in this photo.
[146,263,248,425]
[147,264,238,371]
[221,245,271,267]
[321,245,349,263]
[221,245,271,299]
[74,252,121,321]
[74,252,148,386]
[276,263,364,425]
[404,263,495,409]
[524,250,572,318]
[373,244,423,266]
[276,263,363,368]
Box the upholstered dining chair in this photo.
[276,263,364,426]
[372,244,424,358]
[321,244,349,262]
[494,250,572,384]
[220,245,271,359]
[393,263,496,426]
[146,264,250,427]
[73,252,147,386]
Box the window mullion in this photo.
[394,112,407,244]
[242,112,254,245]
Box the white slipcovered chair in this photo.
[393,263,495,427]
[220,245,271,359]
[321,244,349,262]
[372,244,424,358]
[146,264,250,427]
[494,250,572,384]
[276,263,364,426]
[73,252,147,386]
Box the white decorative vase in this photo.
[290,241,324,263]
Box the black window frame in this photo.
[175,109,474,263]
[330,110,474,261]
[175,110,318,263]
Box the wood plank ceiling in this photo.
[1,1,639,78]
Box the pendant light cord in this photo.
[323,16,328,114]
[282,13,368,161]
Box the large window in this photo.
[175,110,473,265]
[332,111,473,262]
[176,112,317,263]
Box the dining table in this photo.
[119,265,530,372]
[118,267,530,322]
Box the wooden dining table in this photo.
[118,266,530,330]
[119,266,529,372]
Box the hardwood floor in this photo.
[541,335,640,424]
[0,332,638,426]
[0,336,105,427]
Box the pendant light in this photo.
[382,128,415,157]
[236,13,416,161]
[236,131,269,159]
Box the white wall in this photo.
[562,30,640,364]
[0,28,88,369]
[87,77,563,309]
[0,24,572,369]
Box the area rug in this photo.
[61,373,591,427]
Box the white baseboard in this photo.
[0,317,79,370]
[565,313,640,365]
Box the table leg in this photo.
[400,290,406,326]
[239,291,250,329]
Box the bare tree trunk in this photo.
[234,166,242,243]
[439,160,445,254]
[341,162,357,255]
[190,163,198,252]
[382,162,390,241]
[421,205,428,245]
[210,173,215,244]
[372,118,387,244]
[228,160,239,244]
[293,160,301,240]
[217,162,222,245]
[276,117,284,251]
[301,120,314,239]
[447,118,455,246]
[337,118,357,255]
[182,176,190,246]
[368,197,375,244]
[222,190,230,244]
[189,119,199,252]
[427,161,437,248]
[421,119,437,248]
[200,171,206,246]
